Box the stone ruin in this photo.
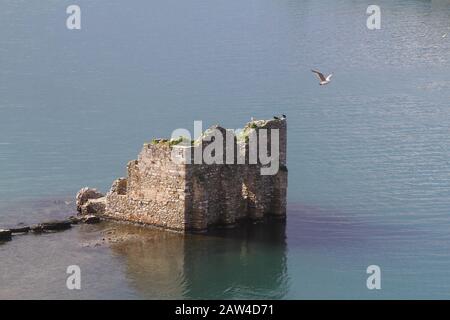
[76,118,287,232]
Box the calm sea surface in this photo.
[2,0,450,299]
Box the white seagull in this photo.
[311,69,333,85]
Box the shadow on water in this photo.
[286,202,450,250]
[107,220,289,299]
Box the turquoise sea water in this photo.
[2,0,450,299]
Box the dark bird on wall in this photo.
[273,116,280,120]
[281,114,286,119]
[311,69,333,85]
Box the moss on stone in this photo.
[150,138,162,145]
[168,136,189,147]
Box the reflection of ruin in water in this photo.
[109,220,288,299]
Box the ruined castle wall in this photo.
[183,128,243,230]
[271,119,288,218]
[184,164,243,230]
[105,144,188,230]
[184,119,288,230]
[242,166,273,219]
[241,119,287,220]
[99,118,287,232]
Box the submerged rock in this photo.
[30,220,72,232]
[82,215,101,224]
[2,211,104,241]
[41,220,72,231]
[10,226,30,234]
[0,229,12,241]
[68,216,83,224]
[76,187,104,212]
[30,224,44,233]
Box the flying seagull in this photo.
[311,69,333,85]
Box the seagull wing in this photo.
[311,70,326,81]
[326,74,333,81]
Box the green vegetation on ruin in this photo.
[147,119,269,148]
[149,136,193,147]
[236,120,267,143]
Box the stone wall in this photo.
[80,118,287,232]
[105,144,188,230]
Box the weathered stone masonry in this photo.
[77,118,287,232]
